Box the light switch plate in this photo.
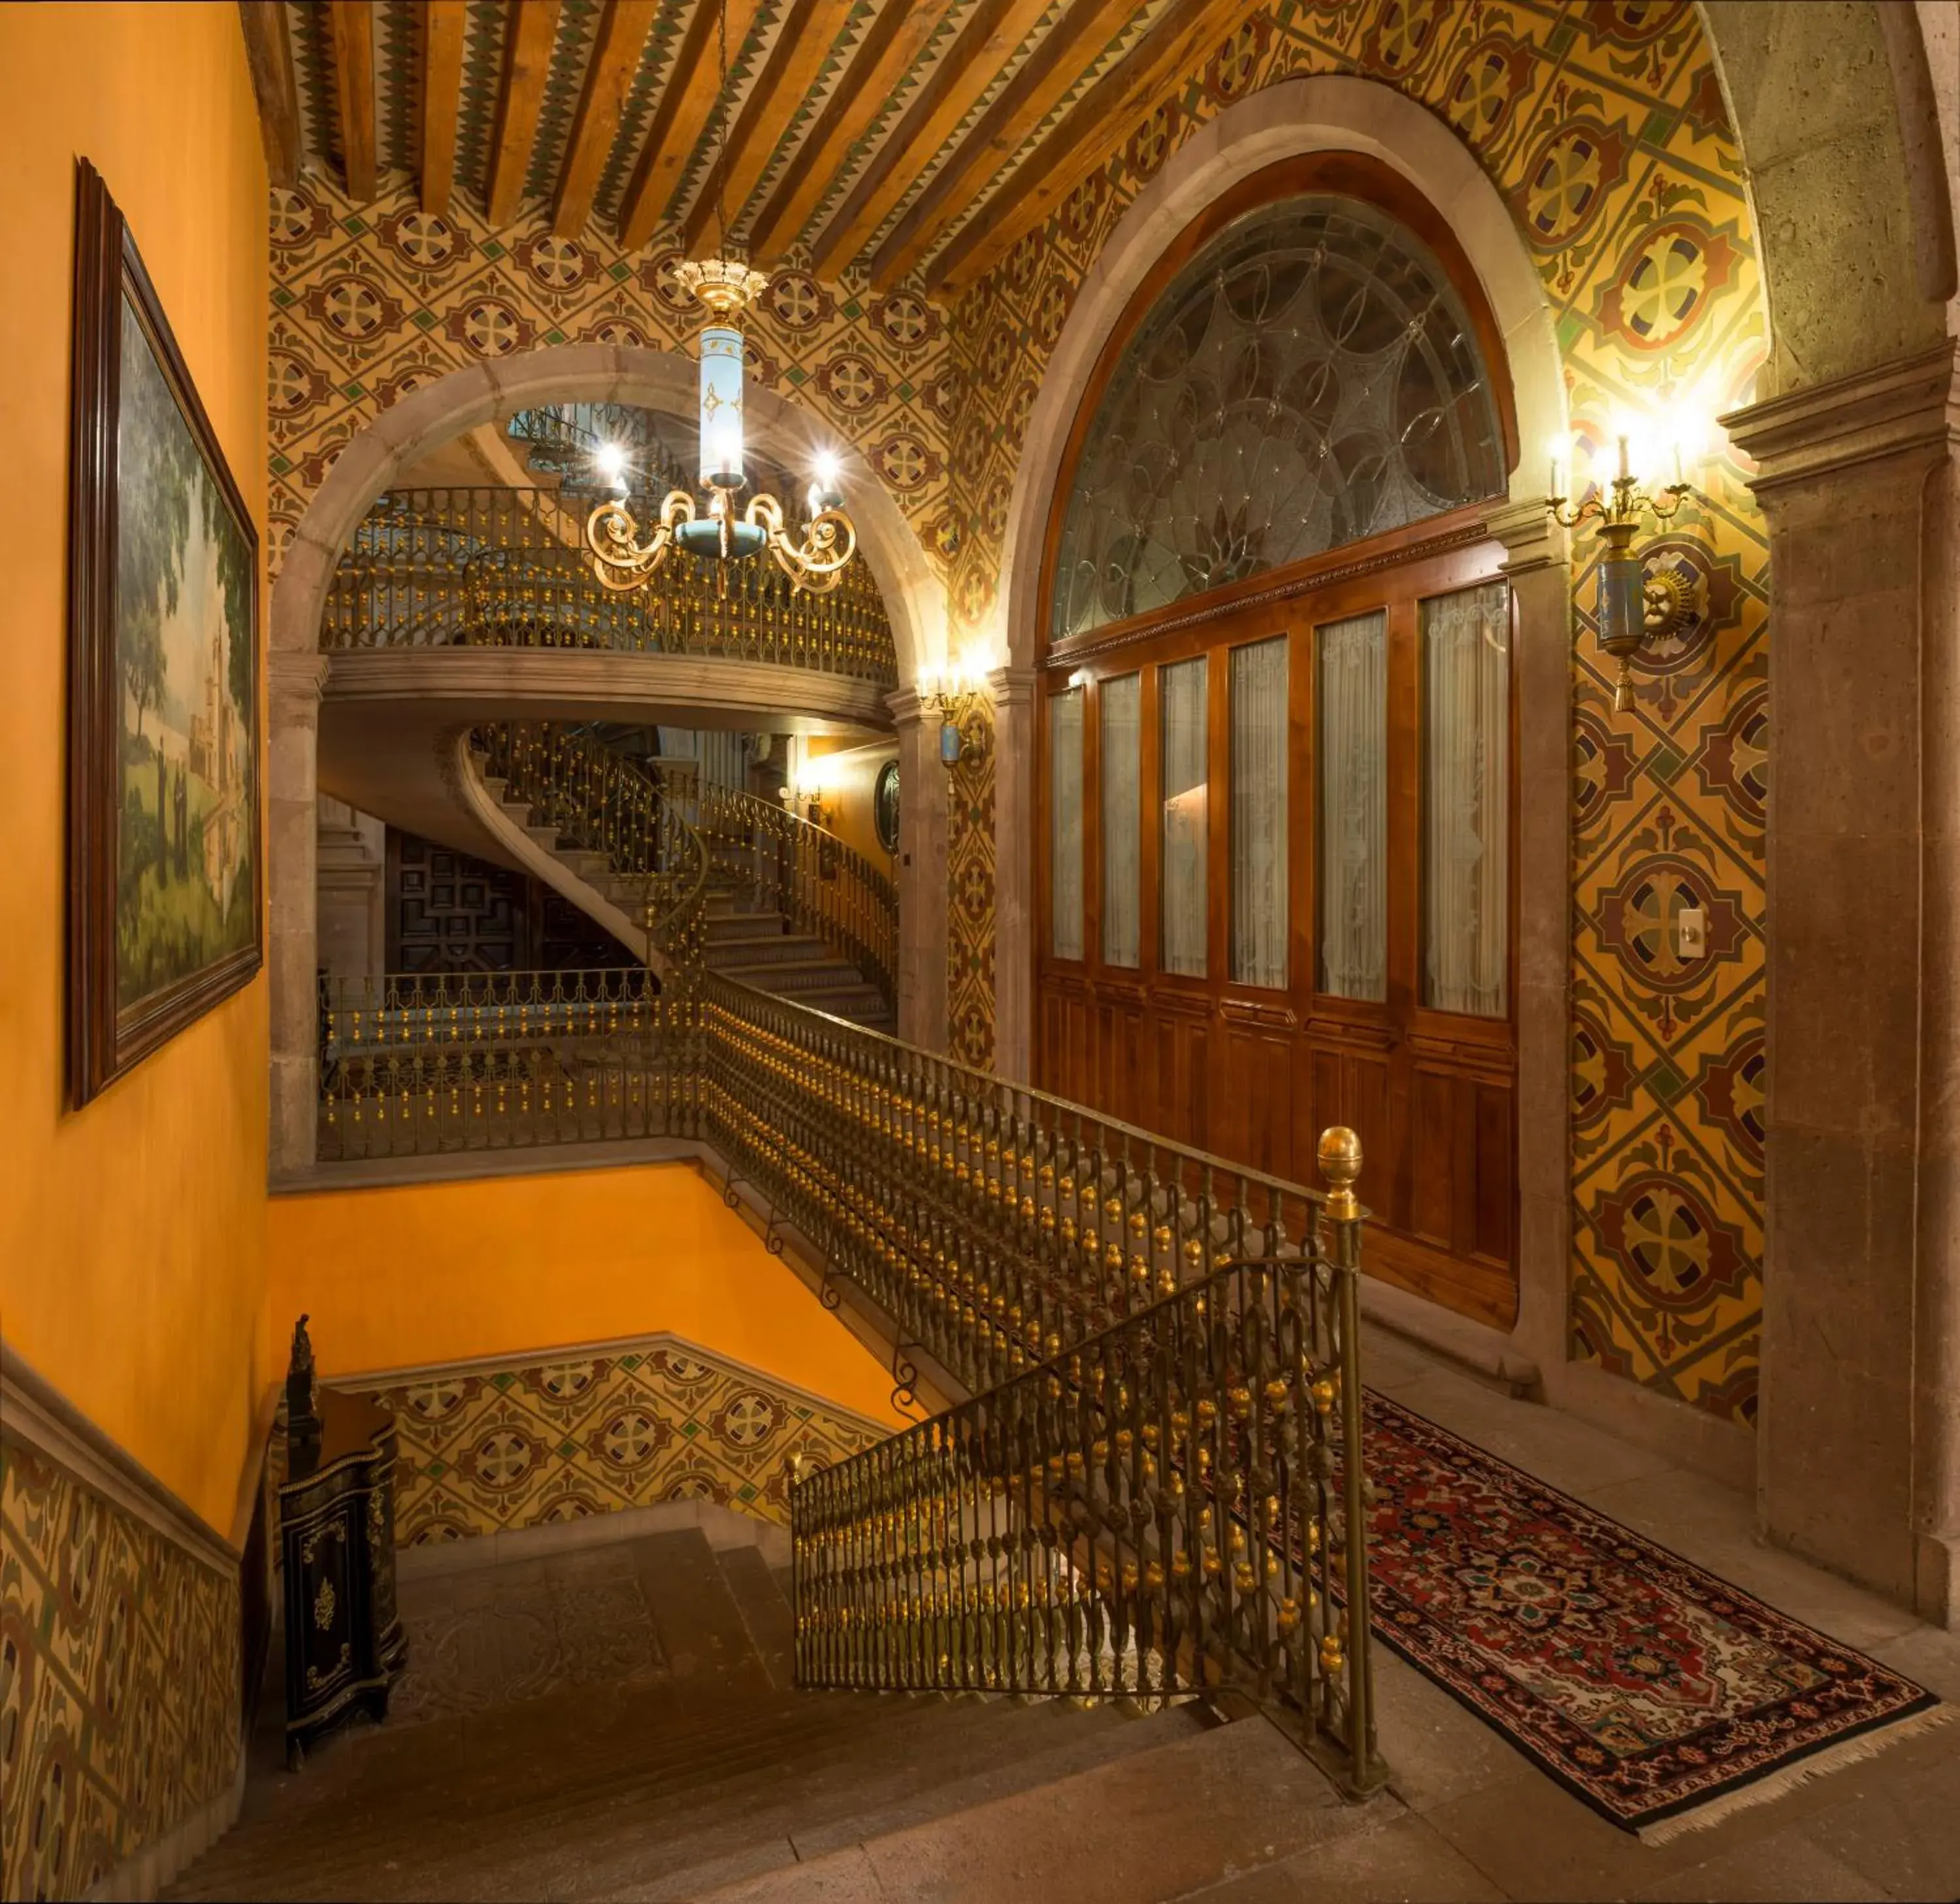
[1678,906,1707,958]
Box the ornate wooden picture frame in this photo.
[67,159,261,1106]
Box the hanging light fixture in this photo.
[586,0,855,595]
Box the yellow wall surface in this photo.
[804,738,900,875]
[267,1162,907,1427]
[0,3,272,1534]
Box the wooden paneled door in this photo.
[1034,512,1520,1328]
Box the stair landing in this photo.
[166,1524,1369,1904]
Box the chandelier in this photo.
[585,0,855,596]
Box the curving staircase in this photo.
[466,722,895,1030]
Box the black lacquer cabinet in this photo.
[278,1389,406,1766]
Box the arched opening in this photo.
[1032,153,1524,1328]
[268,343,953,1172]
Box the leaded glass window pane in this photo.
[1051,197,1506,644]
[1160,658,1208,979]
[1101,673,1141,968]
[1050,688,1085,960]
[1230,638,1288,989]
[1422,580,1510,1015]
[1317,610,1387,1002]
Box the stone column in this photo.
[316,796,386,979]
[267,651,331,1177]
[1490,500,1573,1385]
[988,664,1037,1085]
[888,689,949,1052]
[1725,339,1960,1618]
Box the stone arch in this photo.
[268,342,950,1174]
[271,341,943,684]
[993,74,1566,678]
[989,74,1571,1396]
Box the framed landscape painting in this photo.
[67,159,260,1106]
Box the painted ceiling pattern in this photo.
[934,0,1771,1426]
[276,0,1188,287]
[340,1334,890,1541]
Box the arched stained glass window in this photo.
[1050,197,1508,644]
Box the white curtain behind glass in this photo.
[1230,638,1288,988]
[1050,688,1085,960]
[1160,657,1208,978]
[1316,611,1387,1001]
[1101,673,1141,967]
[1422,580,1510,1015]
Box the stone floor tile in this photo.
[1369,1650,1538,1816]
[1871,1623,1960,1699]
[1418,1764,1724,1903]
[1356,1327,1439,1394]
[1638,1830,1890,1903]
[1175,1811,1505,1902]
[637,1844,888,1904]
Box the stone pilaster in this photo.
[887,687,949,1053]
[988,664,1038,1085]
[268,650,329,1178]
[315,796,386,980]
[1490,499,1573,1389]
[1724,340,1960,1618]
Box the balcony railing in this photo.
[320,486,896,686]
[309,964,1384,1793]
[688,780,897,1012]
[474,720,707,969]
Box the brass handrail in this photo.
[685,781,896,1011]
[474,721,708,971]
[320,485,896,685]
[787,1236,1386,1796]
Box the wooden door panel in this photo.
[1407,1065,1458,1251]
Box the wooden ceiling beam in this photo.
[927,0,1240,297]
[238,1,302,189]
[553,0,661,237]
[487,0,564,229]
[679,0,857,254]
[329,0,378,203]
[865,0,1139,291]
[806,0,1053,281]
[744,0,958,267]
[617,0,761,254]
[419,0,469,217]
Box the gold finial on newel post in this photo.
[1316,1125,1362,1224]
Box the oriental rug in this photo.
[1359,1392,1945,1841]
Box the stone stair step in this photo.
[713,1545,796,1694]
[688,1711,1363,1904]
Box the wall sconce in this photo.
[1548,421,1700,712]
[919,659,987,767]
[794,761,830,830]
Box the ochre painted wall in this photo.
[804,738,900,874]
[0,2,272,1534]
[267,1162,907,1428]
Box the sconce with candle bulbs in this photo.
[919,657,988,768]
[1547,412,1705,712]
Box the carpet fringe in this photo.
[1635,1703,1953,1845]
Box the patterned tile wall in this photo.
[935,1,1770,1424]
[262,176,959,581]
[0,1435,240,1901]
[338,1336,890,1545]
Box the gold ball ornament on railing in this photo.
[1316,1124,1363,1223]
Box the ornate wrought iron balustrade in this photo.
[789,1233,1384,1796]
[474,721,708,969]
[687,781,897,1010]
[320,485,896,685]
[317,966,696,1160]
